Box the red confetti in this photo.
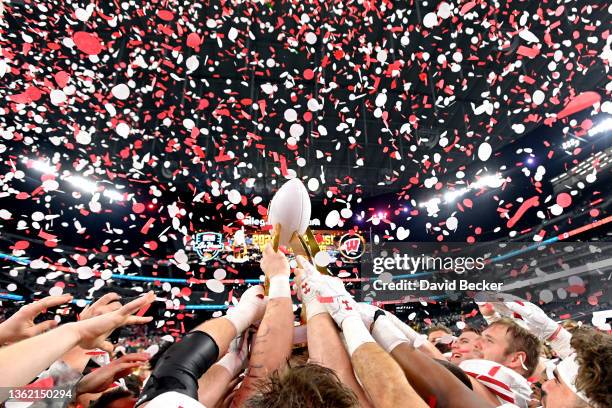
[72,31,103,55]
[556,193,572,208]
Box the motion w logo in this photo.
[342,238,361,255]
[338,233,365,260]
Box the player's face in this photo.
[428,330,449,344]
[450,331,483,363]
[541,370,582,408]
[477,325,512,365]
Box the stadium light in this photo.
[67,176,98,193]
[23,156,127,202]
[444,188,468,203]
[473,174,505,189]
[419,173,506,208]
[103,189,125,201]
[589,117,612,136]
[23,158,57,174]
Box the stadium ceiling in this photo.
[1,0,610,201]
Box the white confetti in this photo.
[228,27,238,41]
[477,142,492,161]
[174,249,188,264]
[213,268,226,280]
[289,123,304,138]
[446,216,458,231]
[77,266,94,279]
[340,208,352,219]
[49,89,67,105]
[284,108,297,122]
[539,289,553,303]
[532,90,545,105]
[396,226,410,240]
[423,12,438,28]
[314,251,331,268]
[550,204,563,216]
[115,122,130,138]
[325,210,340,228]
[307,98,320,111]
[206,279,225,293]
[512,124,525,134]
[227,189,241,205]
[437,2,451,19]
[519,29,540,44]
[307,177,319,192]
[186,55,199,72]
[111,83,130,100]
[76,130,91,145]
[305,32,317,44]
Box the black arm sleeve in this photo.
[136,331,219,406]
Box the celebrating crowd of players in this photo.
[0,243,610,408]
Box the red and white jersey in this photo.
[459,359,532,408]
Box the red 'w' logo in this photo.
[342,238,360,254]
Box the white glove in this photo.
[295,256,327,320]
[371,315,410,352]
[309,274,375,355]
[476,302,503,325]
[504,301,560,340]
[311,275,360,327]
[356,302,380,331]
[385,311,427,347]
[356,303,426,347]
[217,331,250,377]
[225,285,266,334]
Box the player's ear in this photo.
[511,351,528,373]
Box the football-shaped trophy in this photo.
[265,179,330,322]
[268,178,311,250]
[265,179,329,293]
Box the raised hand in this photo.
[76,352,149,395]
[503,301,559,340]
[260,243,290,279]
[225,285,267,332]
[310,274,360,328]
[0,294,73,344]
[294,255,319,302]
[217,331,251,377]
[356,302,381,331]
[79,293,122,321]
[294,256,327,320]
[69,292,155,352]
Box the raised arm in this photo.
[198,330,250,407]
[62,293,124,373]
[503,301,573,359]
[369,313,495,408]
[0,292,154,390]
[308,273,427,408]
[294,257,372,407]
[0,294,73,345]
[231,243,294,406]
[138,285,266,407]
